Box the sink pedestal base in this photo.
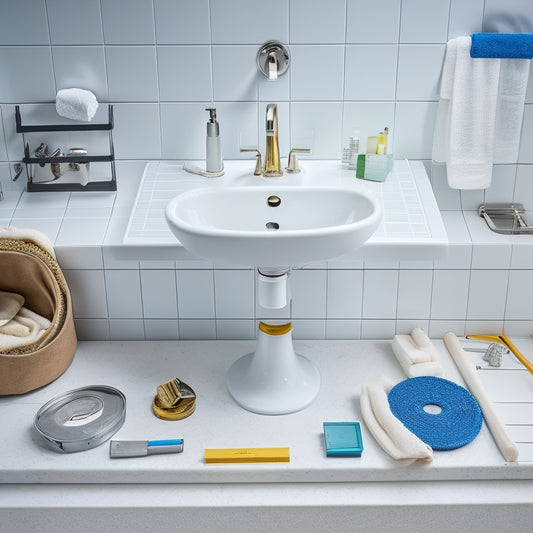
[226,322,320,415]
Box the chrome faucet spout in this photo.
[264,104,282,177]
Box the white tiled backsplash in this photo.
[1,0,533,341]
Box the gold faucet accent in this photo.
[264,103,282,177]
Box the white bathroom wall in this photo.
[1,0,533,341]
[0,1,531,186]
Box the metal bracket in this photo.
[478,203,533,234]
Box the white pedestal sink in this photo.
[166,184,381,414]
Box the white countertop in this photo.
[122,159,448,262]
[1,159,449,266]
[2,337,533,486]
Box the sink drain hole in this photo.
[267,195,281,207]
[266,222,279,230]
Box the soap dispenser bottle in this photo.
[205,108,223,173]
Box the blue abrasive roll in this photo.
[470,33,533,59]
[388,376,483,451]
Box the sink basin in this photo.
[165,185,381,267]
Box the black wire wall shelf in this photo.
[15,105,117,192]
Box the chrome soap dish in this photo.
[478,203,533,234]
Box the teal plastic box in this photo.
[323,421,364,457]
[356,153,393,182]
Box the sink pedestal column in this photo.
[226,322,320,415]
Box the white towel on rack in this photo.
[56,88,98,122]
[433,37,531,189]
[433,36,501,189]
[493,59,530,163]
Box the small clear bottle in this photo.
[342,129,360,169]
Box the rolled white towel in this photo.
[56,88,98,122]
[360,377,433,462]
[392,328,443,378]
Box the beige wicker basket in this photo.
[0,238,77,395]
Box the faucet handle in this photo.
[285,148,310,174]
[240,148,263,176]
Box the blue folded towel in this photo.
[470,32,533,59]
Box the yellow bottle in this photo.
[377,127,389,155]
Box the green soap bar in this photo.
[323,421,363,457]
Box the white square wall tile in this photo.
[140,270,178,319]
[428,320,466,338]
[113,104,161,159]
[160,103,206,159]
[63,269,108,319]
[105,269,143,319]
[47,0,103,45]
[291,103,343,159]
[158,46,213,101]
[430,163,461,210]
[291,320,326,340]
[0,0,49,45]
[106,47,158,102]
[396,45,446,101]
[102,0,155,44]
[505,270,533,321]
[326,320,361,340]
[177,270,215,319]
[216,102,259,160]
[514,165,533,210]
[291,45,344,101]
[361,320,397,339]
[74,319,110,341]
[0,47,55,103]
[327,270,363,319]
[400,0,450,43]
[394,102,439,159]
[291,269,327,319]
[345,45,398,101]
[154,0,210,44]
[467,270,509,321]
[448,0,484,39]
[484,0,533,33]
[109,319,145,340]
[290,0,346,44]
[214,270,255,319]
[397,269,433,319]
[179,319,216,340]
[258,72,290,102]
[484,164,516,205]
[362,270,398,320]
[346,0,401,44]
[212,46,257,101]
[342,103,395,152]
[210,0,289,44]
[519,105,533,164]
[144,319,179,340]
[216,319,255,340]
[430,269,469,320]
